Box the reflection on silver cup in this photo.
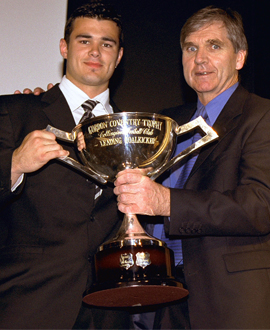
[46,112,218,307]
[47,112,217,183]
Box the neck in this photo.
[65,75,108,99]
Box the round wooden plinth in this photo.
[83,279,188,307]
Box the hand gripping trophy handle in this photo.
[45,126,107,184]
[46,112,218,308]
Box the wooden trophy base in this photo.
[83,278,188,307]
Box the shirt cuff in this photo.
[11,174,24,192]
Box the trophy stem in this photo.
[97,213,165,252]
[112,213,155,241]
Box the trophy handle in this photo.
[149,116,218,181]
[46,125,108,184]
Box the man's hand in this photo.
[14,83,54,95]
[11,130,69,185]
[114,168,170,216]
[77,132,86,151]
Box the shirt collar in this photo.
[197,82,239,126]
[59,75,112,114]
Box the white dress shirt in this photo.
[59,75,113,125]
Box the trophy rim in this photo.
[74,111,177,131]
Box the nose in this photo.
[89,42,100,58]
[194,48,208,65]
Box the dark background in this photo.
[68,0,269,112]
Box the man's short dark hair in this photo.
[64,2,123,48]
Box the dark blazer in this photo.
[0,85,126,329]
[160,85,270,329]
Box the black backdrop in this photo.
[68,0,269,112]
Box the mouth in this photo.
[195,71,210,76]
[84,62,103,69]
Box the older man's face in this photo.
[182,21,246,105]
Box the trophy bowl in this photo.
[46,112,218,307]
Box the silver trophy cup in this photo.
[46,112,218,307]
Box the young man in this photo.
[114,6,270,329]
[0,3,133,329]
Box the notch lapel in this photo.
[41,84,76,132]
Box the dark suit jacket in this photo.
[160,85,270,329]
[0,85,125,329]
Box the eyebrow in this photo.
[182,38,225,49]
[75,34,117,45]
[182,41,195,48]
[207,38,224,46]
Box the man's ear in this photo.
[236,50,247,70]
[115,47,124,68]
[60,38,68,59]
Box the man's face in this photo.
[60,17,123,97]
[182,21,246,105]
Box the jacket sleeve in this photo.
[0,97,25,210]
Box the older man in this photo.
[114,6,270,329]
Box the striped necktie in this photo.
[79,100,99,124]
[79,99,102,200]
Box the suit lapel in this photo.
[189,85,249,177]
[41,85,76,132]
[110,99,122,113]
[163,103,197,126]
